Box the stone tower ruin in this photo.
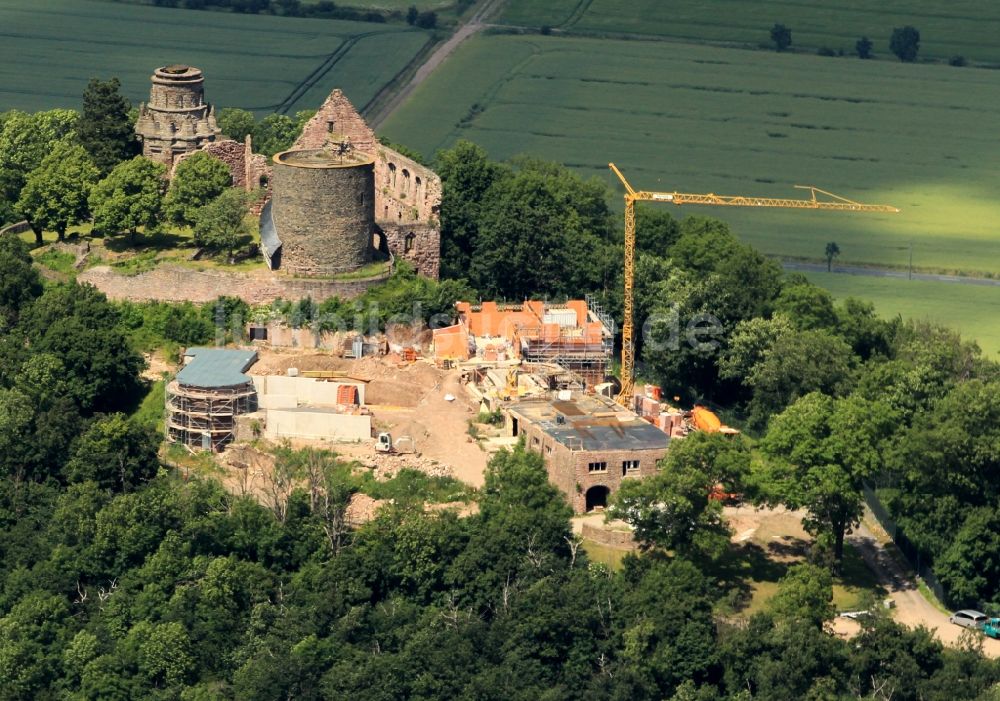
[267,148,377,276]
[135,65,221,168]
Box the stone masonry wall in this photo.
[78,264,390,305]
[292,89,441,279]
[567,447,667,514]
[173,137,270,192]
[379,222,440,279]
[581,523,637,550]
[271,157,375,275]
[516,417,667,514]
[294,89,379,154]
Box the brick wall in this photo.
[78,263,390,305]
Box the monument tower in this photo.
[134,65,221,168]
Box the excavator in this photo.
[608,163,900,408]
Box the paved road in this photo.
[783,261,1000,287]
[370,0,507,128]
[848,520,1000,657]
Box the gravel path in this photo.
[848,520,1000,657]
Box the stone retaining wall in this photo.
[0,220,31,236]
[581,523,637,550]
[78,263,389,304]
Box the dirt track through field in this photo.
[370,0,508,127]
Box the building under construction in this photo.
[166,348,259,452]
[434,296,615,388]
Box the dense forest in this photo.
[2,85,1000,697]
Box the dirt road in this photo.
[849,521,1000,657]
[782,260,1000,287]
[370,0,507,128]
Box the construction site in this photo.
[164,296,744,516]
[161,159,897,517]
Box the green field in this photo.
[0,0,432,115]
[383,34,1000,277]
[806,272,1000,357]
[300,0,454,7]
[501,0,1000,63]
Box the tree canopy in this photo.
[76,77,139,174]
[16,141,99,243]
[758,393,897,564]
[192,188,252,261]
[890,26,921,62]
[89,156,166,240]
[164,151,233,226]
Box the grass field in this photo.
[806,272,1000,358]
[0,0,432,115]
[382,34,1000,278]
[300,0,455,7]
[501,0,1000,64]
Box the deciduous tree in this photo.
[64,414,160,492]
[890,26,920,62]
[89,156,166,241]
[0,109,78,207]
[758,393,897,564]
[0,235,42,330]
[609,432,748,557]
[192,188,252,261]
[770,23,792,52]
[856,36,873,59]
[824,241,840,272]
[16,141,99,242]
[767,563,835,629]
[164,151,233,225]
[218,107,256,142]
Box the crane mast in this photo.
[608,163,899,409]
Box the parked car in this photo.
[983,618,1000,640]
[949,610,988,629]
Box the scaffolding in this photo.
[166,380,258,452]
[516,303,612,388]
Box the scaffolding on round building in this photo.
[166,380,257,452]
[165,348,259,452]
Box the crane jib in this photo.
[609,162,899,408]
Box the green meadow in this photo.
[0,0,431,115]
[501,0,1000,64]
[806,272,1000,357]
[382,34,1000,277]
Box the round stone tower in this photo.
[134,65,221,168]
[269,148,376,276]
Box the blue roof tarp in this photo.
[177,348,258,389]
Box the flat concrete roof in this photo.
[178,348,258,389]
[510,394,669,452]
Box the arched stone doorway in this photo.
[585,485,610,512]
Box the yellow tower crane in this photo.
[608,163,900,409]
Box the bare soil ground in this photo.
[251,349,490,486]
[142,351,176,382]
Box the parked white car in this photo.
[949,610,988,629]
